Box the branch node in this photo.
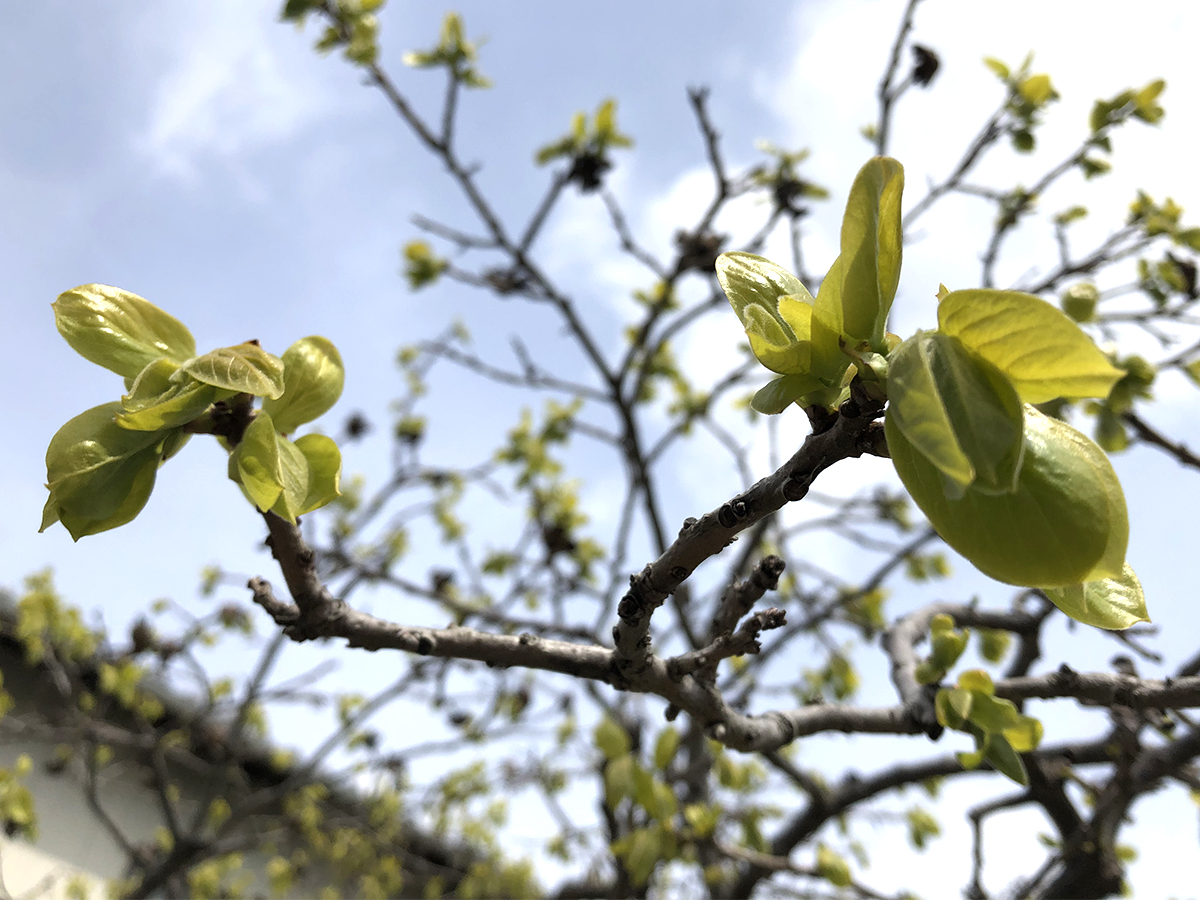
[781,476,809,501]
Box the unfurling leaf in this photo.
[403,241,447,290]
[915,614,969,685]
[116,358,223,432]
[750,373,825,414]
[717,253,810,362]
[231,413,285,513]
[54,285,195,378]
[294,433,342,514]
[838,156,904,348]
[1061,283,1100,322]
[262,336,345,434]
[718,158,904,413]
[230,412,311,522]
[181,343,286,399]
[937,670,1042,785]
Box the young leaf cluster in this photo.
[717,158,1148,630]
[535,99,633,192]
[935,669,1043,784]
[42,286,345,539]
[282,0,385,66]
[401,11,491,88]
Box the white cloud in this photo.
[135,1,331,186]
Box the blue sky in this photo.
[5,0,1200,893]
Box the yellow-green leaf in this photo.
[593,716,631,760]
[938,289,1122,403]
[653,727,680,772]
[181,343,286,399]
[262,336,345,434]
[956,669,994,696]
[751,373,826,414]
[294,433,342,514]
[1042,564,1149,630]
[935,687,972,730]
[117,358,222,432]
[1003,715,1044,753]
[816,844,851,887]
[269,434,311,522]
[603,753,635,808]
[41,403,173,539]
[888,406,1128,588]
[838,156,904,346]
[964,693,1020,733]
[232,413,285,513]
[886,332,1025,497]
[982,732,1028,785]
[718,252,813,375]
[54,285,195,378]
[809,254,851,387]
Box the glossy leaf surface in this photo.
[181,343,286,399]
[838,157,904,346]
[888,406,1128,588]
[717,253,813,375]
[231,413,311,522]
[294,433,342,514]
[54,457,160,541]
[716,252,807,322]
[116,358,221,432]
[1042,564,1149,630]
[41,402,171,539]
[270,434,311,521]
[263,336,345,434]
[809,255,850,386]
[232,413,286,513]
[886,332,1025,497]
[938,289,1122,403]
[751,373,826,414]
[54,285,195,378]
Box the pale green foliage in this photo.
[1042,564,1148,631]
[43,289,344,534]
[915,614,968,686]
[532,98,634,193]
[283,0,385,66]
[936,670,1044,785]
[53,285,195,378]
[983,53,1060,152]
[181,343,286,399]
[815,843,851,887]
[535,99,633,166]
[263,337,345,433]
[402,12,490,87]
[403,241,448,290]
[889,406,1134,594]
[906,806,941,850]
[722,159,1145,625]
[718,157,903,413]
[17,570,98,664]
